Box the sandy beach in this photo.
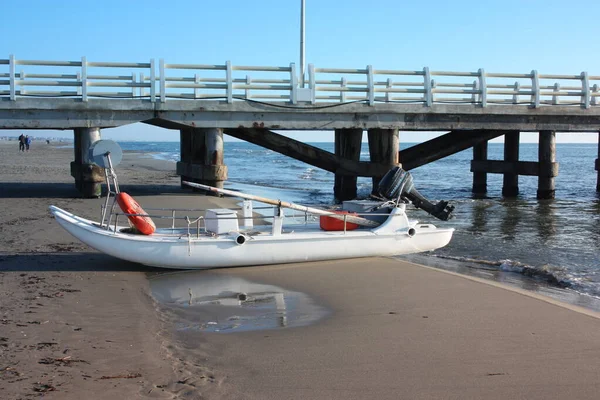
[2,139,600,399]
[0,140,236,399]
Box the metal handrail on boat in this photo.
[100,202,398,237]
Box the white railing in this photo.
[1,55,599,108]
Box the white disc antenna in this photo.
[89,140,123,168]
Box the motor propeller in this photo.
[375,167,455,221]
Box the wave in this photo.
[430,255,600,296]
[149,152,179,162]
[299,168,316,180]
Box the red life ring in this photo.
[116,192,156,235]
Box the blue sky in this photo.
[2,0,599,143]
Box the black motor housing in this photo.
[376,167,455,221]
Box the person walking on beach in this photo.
[25,135,31,152]
[18,134,25,152]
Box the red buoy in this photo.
[319,211,359,231]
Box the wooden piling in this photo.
[502,131,520,197]
[367,128,399,192]
[70,127,103,198]
[334,128,363,201]
[472,140,488,195]
[205,128,225,188]
[176,128,227,191]
[178,128,202,188]
[537,130,556,199]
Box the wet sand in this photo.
[182,261,600,399]
[2,139,600,399]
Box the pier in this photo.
[2,55,600,199]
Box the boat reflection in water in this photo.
[148,271,330,333]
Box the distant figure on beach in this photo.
[25,135,31,152]
[18,134,25,152]
[46,139,50,144]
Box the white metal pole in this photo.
[300,0,306,88]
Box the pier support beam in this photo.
[334,128,363,201]
[368,128,399,192]
[502,131,520,197]
[176,128,227,191]
[472,140,489,195]
[537,130,556,199]
[70,127,103,198]
[596,132,600,192]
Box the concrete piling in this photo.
[537,130,557,199]
[70,127,103,198]
[502,131,520,197]
[368,128,399,192]
[176,128,227,192]
[334,128,363,201]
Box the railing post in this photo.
[194,73,200,99]
[531,70,540,108]
[140,72,145,97]
[9,54,15,100]
[81,56,87,102]
[592,84,598,106]
[423,67,432,106]
[290,62,297,104]
[581,71,590,109]
[226,60,233,103]
[131,73,136,98]
[478,68,487,107]
[386,78,392,103]
[340,77,347,102]
[308,63,315,104]
[150,59,156,103]
[159,58,165,103]
[77,71,82,96]
[367,65,374,106]
[19,70,25,96]
[512,81,520,104]
[245,75,251,100]
[552,83,560,105]
[471,80,479,103]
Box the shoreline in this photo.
[3,140,600,398]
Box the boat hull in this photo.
[49,206,453,269]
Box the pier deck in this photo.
[2,56,599,198]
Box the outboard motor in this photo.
[375,167,455,221]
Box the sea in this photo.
[119,140,600,311]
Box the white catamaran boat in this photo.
[50,141,455,270]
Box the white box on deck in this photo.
[205,209,239,234]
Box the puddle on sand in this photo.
[148,271,330,333]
